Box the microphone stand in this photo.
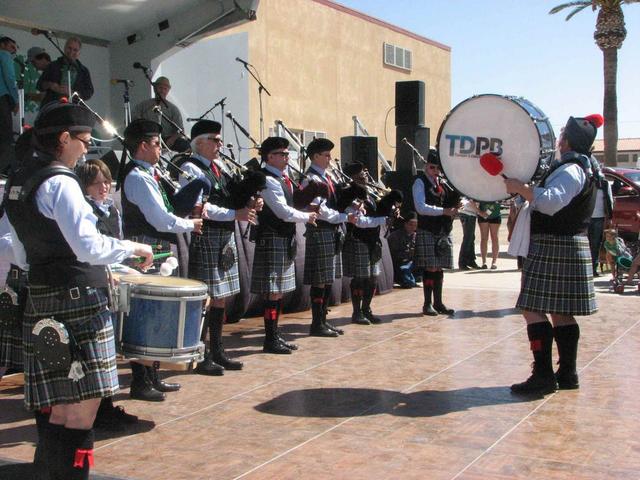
[238,62,270,142]
[13,58,25,133]
[114,81,132,127]
[226,111,259,161]
[402,138,423,176]
[153,106,190,148]
[188,97,226,136]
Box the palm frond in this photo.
[565,4,593,19]
[549,1,592,15]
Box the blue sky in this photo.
[337,0,640,139]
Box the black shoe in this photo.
[469,262,481,269]
[263,338,293,354]
[324,320,344,335]
[593,271,601,278]
[310,323,339,337]
[194,357,225,376]
[130,382,166,402]
[422,304,438,316]
[434,304,455,315]
[212,352,244,371]
[351,311,371,325]
[362,308,381,324]
[94,405,138,431]
[511,372,557,395]
[459,264,471,271]
[555,370,579,390]
[275,331,298,350]
[481,264,488,270]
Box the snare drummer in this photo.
[251,137,317,354]
[412,148,459,316]
[3,100,153,479]
[179,120,256,374]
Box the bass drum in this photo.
[437,94,556,201]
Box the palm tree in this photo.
[550,0,638,166]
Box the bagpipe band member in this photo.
[341,162,400,326]
[3,100,153,480]
[412,148,459,316]
[179,120,263,375]
[76,159,140,426]
[117,119,205,272]
[505,114,601,395]
[301,138,358,338]
[250,137,318,354]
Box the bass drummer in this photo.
[412,148,459,316]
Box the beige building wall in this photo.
[213,0,451,167]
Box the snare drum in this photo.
[437,94,556,201]
[118,275,208,364]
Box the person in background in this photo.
[388,211,418,288]
[457,197,483,270]
[131,76,188,152]
[37,36,93,106]
[0,36,19,174]
[23,47,51,123]
[587,156,613,277]
[477,201,501,269]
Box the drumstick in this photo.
[132,252,174,263]
[479,153,508,179]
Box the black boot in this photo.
[148,364,181,392]
[422,271,437,316]
[209,307,244,370]
[263,301,292,354]
[350,279,369,325]
[310,287,338,337]
[432,270,454,315]
[129,362,165,401]
[554,324,580,389]
[511,322,558,395]
[361,278,381,324]
[58,427,94,480]
[322,285,344,335]
[195,308,225,376]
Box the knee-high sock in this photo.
[527,321,554,375]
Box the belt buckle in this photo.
[69,287,81,300]
[11,269,19,280]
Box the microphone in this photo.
[226,143,234,149]
[225,111,233,119]
[235,57,250,66]
[402,137,408,143]
[31,28,52,36]
[133,62,148,70]
[111,79,134,86]
[152,105,162,113]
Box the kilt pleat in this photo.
[414,230,454,270]
[0,268,28,369]
[303,227,342,285]
[22,286,118,411]
[342,236,381,279]
[189,226,240,299]
[251,232,297,295]
[517,233,597,315]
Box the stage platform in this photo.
[1,236,639,479]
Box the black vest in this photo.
[531,153,597,235]
[415,172,456,235]
[3,156,107,288]
[256,168,296,238]
[347,196,381,244]
[89,199,122,239]
[121,161,177,243]
[184,156,235,232]
[306,165,340,230]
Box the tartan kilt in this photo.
[251,232,297,296]
[414,230,454,270]
[0,267,28,369]
[303,227,342,285]
[22,285,119,411]
[189,226,240,300]
[517,233,597,315]
[342,236,381,279]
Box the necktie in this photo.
[325,174,335,197]
[210,161,221,179]
[283,175,293,195]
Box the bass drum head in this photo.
[437,94,554,201]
